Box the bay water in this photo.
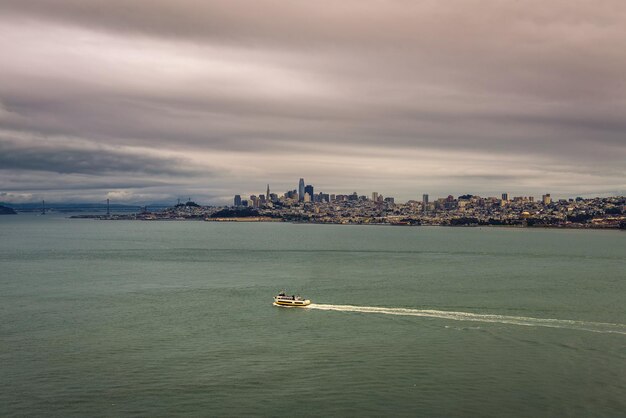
[1,214,625,417]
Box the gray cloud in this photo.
[0,131,203,176]
[0,1,624,202]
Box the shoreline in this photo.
[67,215,625,230]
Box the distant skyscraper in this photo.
[542,193,552,205]
[266,184,270,201]
[372,192,379,202]
[234,195,242,206]
[422,194,429,212]
[502,193,509,201]
[298,178,305,201]
[304,185,314,200]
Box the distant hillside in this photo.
[0,205,17,215]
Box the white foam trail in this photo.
[308,304,626,335]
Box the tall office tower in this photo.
[422,194,429,212]
[234,195,242,206]
[266,184,270,201]
[542,194,552,205]
[304,192,311,203]
[304,185,314,199]
[259,195,266,204]
[298,178,305,201]
[502,193,509,201]
[372,192,379,202]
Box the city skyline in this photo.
[228,177,617,210]
[1,1,625,204]
[83,186,625,230]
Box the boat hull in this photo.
[273,299,311,307]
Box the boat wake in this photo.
[308,304,626,335]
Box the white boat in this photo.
[273,291,311,307]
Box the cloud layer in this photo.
[1,0,624,203]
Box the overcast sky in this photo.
[1,0,625,204]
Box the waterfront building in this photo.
[298,178,305,201]
[234,195,242,206]
[502,193,509,201]
[372,192,379,202]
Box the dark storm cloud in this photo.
[1,179,168,192]
[0,0,624,202]
[0,132,201,176]
[0,170,172,201]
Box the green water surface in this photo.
[1,214,625,417]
